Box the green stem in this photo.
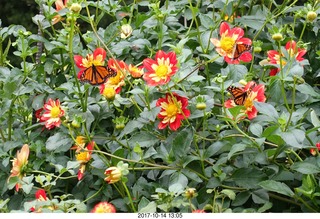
[122,181,137,212]
[284,77,297,131]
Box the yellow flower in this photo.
[8,144,30,191]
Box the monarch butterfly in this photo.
[227,85,250,105]
[80,65,117,85]
[232,43,252,60]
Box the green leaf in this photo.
[249,123,263,137]
[291,158,320,174]
[221,189,236,200]
[259,180,294,197]
[252,189,269,204]
[169,172,188,193]
[258,202,273,213]
[46,132,73,152]
[232,191,251,206]
[129,131,159,148]
[172,128,193,158]
[228,143,246,160]
[254,102,279,121]
[280,129,305,148]
[231,168,267,189]
[236,15,266,30]
[310,109,320,130]
[199,14,214,29]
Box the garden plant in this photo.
[1,0,320,213]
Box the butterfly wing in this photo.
[80,65,117,85]
[227,86,248,105]
[232,44,252,60]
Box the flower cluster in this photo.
[225,81,266,120]
[261,40,307,76]
[210,22,252,64]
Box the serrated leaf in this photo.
[172,128,193,158]
[259,180,294,197]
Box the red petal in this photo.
[93,48,107,60]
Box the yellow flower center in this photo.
[76,151,89,163]
[82,54,104,68]
[155,64,169,78]
[50,106,61,118]
[220,37,236,54]
[103,86,116,99]
[165,102,179,118]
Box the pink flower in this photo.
[40,99,65,130]
[210,22,252,64]
[142,50,178,86]
[156,93,191,131]
[225,81,266,120]
[52,0,68,24]
[192,209,206,213]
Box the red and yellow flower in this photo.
[40,99,65,130]
[310,142,320,156]
[210,22,252,64]
[262,40,307,76]
[142,50,178,86]
[52,0,68,24]
[192,209,206,213]
[99,59,127,97]
[74,48,107,79]
[128,64,144,78]
[104,166,122,184]
[91,202,116,213]
[8,144,30,191]
[74,141,94,180]
[225,81,266,120]
[156,93,190,131]
[30,189,48,212]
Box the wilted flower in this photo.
[74,141,94,180]
[40,99,65,130]
[52,0,68,24]
[261,40,307,76]
[91,202,116,213]
[225,81,266,120]
[142,50,178,86]
[184,188,197,199]
[128,64,144,78]
[210,22,252,64]
[156,93,190,131]
[8,144,30,191]
[120,24,133,39]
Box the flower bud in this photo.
[307,11,317,22]
[104,167,122,184]
[253,46,262,53]
[185,188,197,199]
[272,33,283,41]
[70,3,82,13]
[196,102,207,110]
[120,24,133,39]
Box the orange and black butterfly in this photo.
[227,85,250,105]
[79,65,117,86]
[232,44,252,60]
